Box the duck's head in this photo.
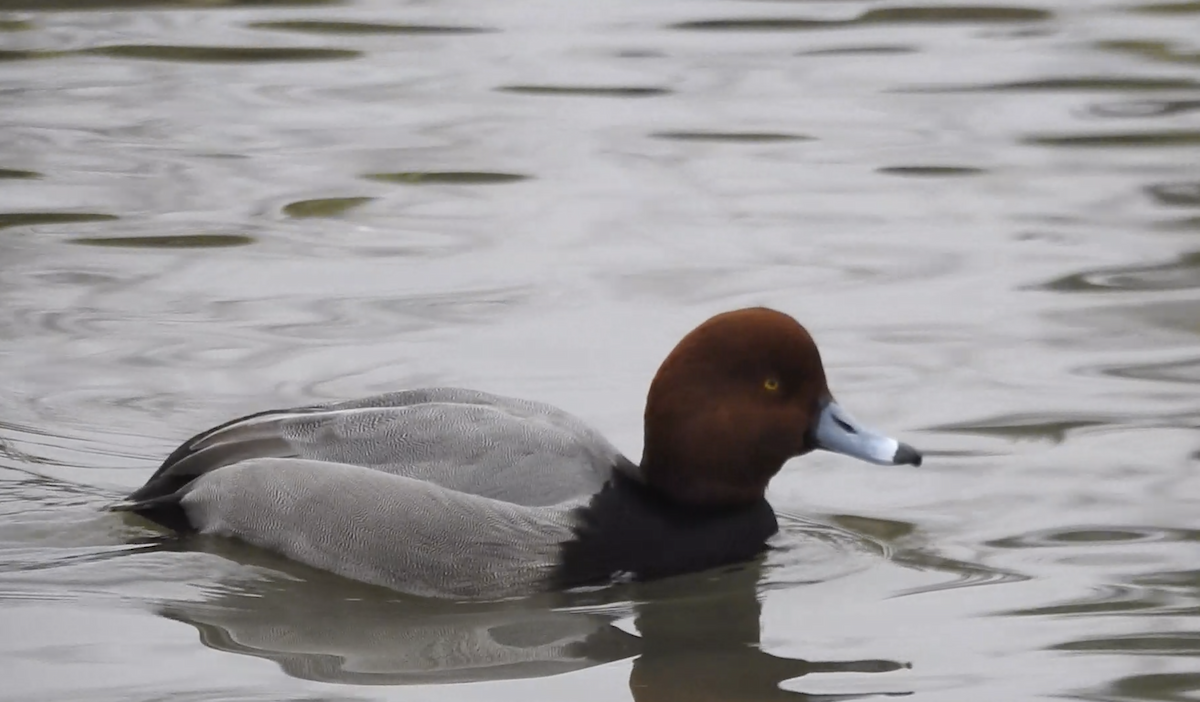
[640,307,921,508]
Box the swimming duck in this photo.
[119,307,921,598]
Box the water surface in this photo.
[1,0,1198,700]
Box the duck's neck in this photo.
[635,450,771,511]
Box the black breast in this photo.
[553,472,779,589]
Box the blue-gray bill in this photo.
[813,400,922,467]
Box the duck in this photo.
[117,307,921,598]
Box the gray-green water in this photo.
[1,1,1198,700]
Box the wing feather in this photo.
[127,388,625,507]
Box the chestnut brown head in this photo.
[639,307,920,508]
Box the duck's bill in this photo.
[813,400,922,467]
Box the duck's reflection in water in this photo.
[158,545,907,699]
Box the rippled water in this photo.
[1,0,1198,700]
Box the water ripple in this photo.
[826,514,1028,596]
[671,5,1051,31]
[762,512,884,589]
[1075,300,1200,338]
[799,45,916,56]
[1078,672,1200,702]
[1095,356,1200,385]
[909,77,1200,93]
[364,171,530,185]
[71,234,256,249]
[1147,182,1200,208]
[1040,251,1200,293]
[1051,632,1200,655]
[1164,216,1200,231]
[878,165,986,177]
[1025,130,1200,147]
[0,18,34,31]
[1131,1,1200,13]
[928,412,1113,443]
[1089,99,1200,119]
[1099,40,1200,67]
[497,85,671,98]
[987,526,1199,550]
[0,168,40,179]
[0,469,146,585]
[250,285,537,343]
[1133,568,1200,590]
[281,197,373,218]
[891,551,1029,597]
[0,212,118,230]
[83,45,361,63]
[0,49,65,62]
[248,21,494,36]
[650,131,812,143]
[1003,584,1199,617]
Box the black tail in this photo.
[112,492,197,533]
[122,406,307,532]
[129,407,300,502]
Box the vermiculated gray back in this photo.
[161,388,627,506]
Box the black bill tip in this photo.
[893,442,923,467]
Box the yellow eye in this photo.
[763,378,780,392]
